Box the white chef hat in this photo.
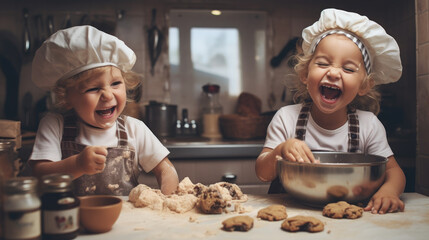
[301,8,402,85]
[32,25,136,90]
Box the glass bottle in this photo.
[181,108,191,135]
[41,174,80,240]
[201,84,223,139]
[3,177,41,240]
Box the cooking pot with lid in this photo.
[145,101,177,138]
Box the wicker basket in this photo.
[219,114,272,140]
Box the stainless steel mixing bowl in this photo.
[277,151,387,206]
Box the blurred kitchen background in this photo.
[0,0,427,195]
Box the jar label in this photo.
[58,197,75,205]
[4,209,41,239]
[43,208,79,234]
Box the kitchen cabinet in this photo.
[138,139,270,194]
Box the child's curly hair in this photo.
[291,53,381,115]
[52,66,142,111]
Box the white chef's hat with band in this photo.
[32,25,136,90]
[301,8,402,85]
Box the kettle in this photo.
[145,101,177,138]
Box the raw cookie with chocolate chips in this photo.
[281,216,324,232]
[257,204,287,221]
[199,187,229,214]
[323,201,363,219]
[222,215,254,232]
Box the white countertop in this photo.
[76,192,429,240]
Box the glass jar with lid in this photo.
[3,177,41,240]
[201,84,223,139]
[41,174,80,240]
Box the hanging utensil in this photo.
[80,14,89,25]
[270,37,300,68]
[47,15,55,37]
[33,15,45,49]
[147,8,164,76]
[62,14,72,29]
[270,37,301,103]
[22,8,31,55]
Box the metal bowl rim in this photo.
[277,151,388,167]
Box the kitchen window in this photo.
[169,10,267,120]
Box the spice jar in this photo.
[41,174,79,240]
[3,177,41,240]
[201,84,223,139]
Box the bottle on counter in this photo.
[3,177,41,240]
[201,84,223,139]
[41,174,79,240]
[181,108,191,135]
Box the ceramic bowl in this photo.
[79,195,122,233]
[277,151,388,207]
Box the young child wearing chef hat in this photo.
[29,25,179,196]
[256,8,406,214]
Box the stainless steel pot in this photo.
[277,151,387,207]
[145,101,177,138]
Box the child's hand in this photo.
[364,191,405,214]
[280,139,318,163]
[76,146,108,175]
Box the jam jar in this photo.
[3,177,41,240]
[41,174,80,240]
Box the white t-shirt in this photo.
[264,104,393,158]
[30,112,169,173]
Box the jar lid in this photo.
[5,177,38,194]
[0,140,14,151]
[202,84,220,93]
[42,173,73,192]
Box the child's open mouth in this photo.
[96,106,116,117]
[320,85,342,101]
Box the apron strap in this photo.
[294,102,312,140]
[347,109,359,152]
[61,113,128,147]
[117,115,128,146]
[62,113,79,142]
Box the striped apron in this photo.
[61,113,139,196]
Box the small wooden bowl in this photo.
[79,195,122,233]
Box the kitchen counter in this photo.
[161,137,264,159]
[76,192,429,240]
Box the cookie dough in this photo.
[257,204,287,221]
[129,178,248,214]
[281,216,324,232]
[198,182,248,214]
[222,215,254,232]
[327,185,349,200]
[218,182,247,201]
[199,187,229,214]
[322,201,363,219]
